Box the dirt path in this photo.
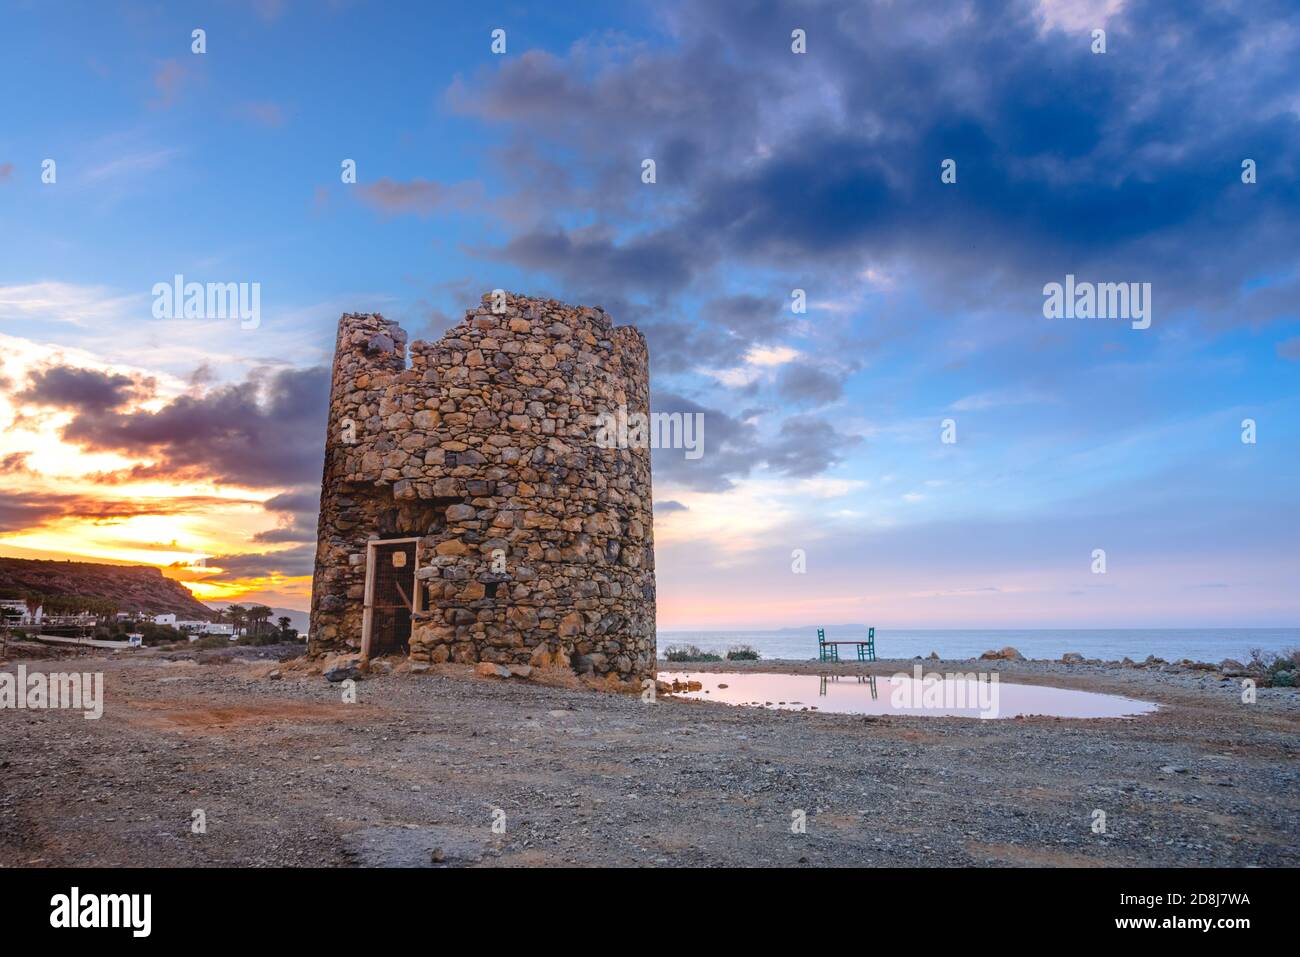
[1,653,1296,867]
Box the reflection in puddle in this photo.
[660,669,1157,719]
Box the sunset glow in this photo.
[1,0,1297,629]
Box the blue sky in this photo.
[0,0,1297,627]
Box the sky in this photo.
[0,0,1297,629]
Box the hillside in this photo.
[0,557,214,619]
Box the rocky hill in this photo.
[0,558,214,619]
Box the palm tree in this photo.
[247,605,273,637]
[277,616,292,638]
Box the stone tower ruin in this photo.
[308,292,656,684]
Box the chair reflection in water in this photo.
[820,674,878,700]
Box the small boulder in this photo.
[507,664,533,679]
[475,662,511,679]
[324,664,362,683]
[1061,652,1085,664]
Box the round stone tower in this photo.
[308,291,656,685]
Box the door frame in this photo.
[361,536,422,659]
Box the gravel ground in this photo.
[1,649,1296,867]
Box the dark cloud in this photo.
[448,41,765,167]
[252,526,313,544]
[0,489,255,533]
[428,0,1294,493]
[253,490,319,544]
[199,543,315,582]
[0,452,31,476]
[655,499,688,513]
[0,491,68,532]
[763,415,862,478]
[651,390,860,491]
[704,294,787,343]
[777,361,845,404]
[483,226,701,294]
[187,362,217,388]
[450,0,1300,327]
[18,365,147,411]
[651,389,763,492]
[261,490,318,514]
[47,364,330,489]
[638,315,750,376]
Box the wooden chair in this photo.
[858,626,877,662]
[817,627,839,662]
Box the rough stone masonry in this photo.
[308,291,656,686]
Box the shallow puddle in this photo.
[659,670,1157,719]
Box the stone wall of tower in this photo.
[308,292,656,683]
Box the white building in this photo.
[182,622,234,639]
[0,599,42,625]
[152,613,177,626]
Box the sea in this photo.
[656,627,1299,664]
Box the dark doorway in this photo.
[368,539,417,656]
